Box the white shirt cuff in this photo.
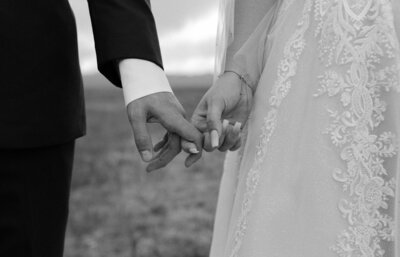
[119,59,173,106]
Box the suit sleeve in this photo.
[87,0,163,87]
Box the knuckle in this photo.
[206,120,216,129]
[135,135,149,148]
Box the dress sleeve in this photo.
[87,0,163,87]
[226,0,280,91]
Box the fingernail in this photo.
[211,130,219,148]
[222,119,229,131]
[234,122,242,131]
[185,142,199,154]
[189,148,200,154]
[141,151,152,162]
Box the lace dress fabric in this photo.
[209,1,400,257]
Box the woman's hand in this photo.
[182,71,253,167]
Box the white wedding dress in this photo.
[210,1,400,257]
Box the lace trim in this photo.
[314,0,400,256]
[278,0,296,16]
[228,1,313,256]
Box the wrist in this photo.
[224,70,255,93]
[119,59,173,106]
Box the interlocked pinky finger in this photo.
[230,138,242,152]
[146,133,181,172]
[219,122,241,152]
[154,133,169,152]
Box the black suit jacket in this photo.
[0,0,162,148]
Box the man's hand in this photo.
[188,71,253,155]
[127,92,202,172]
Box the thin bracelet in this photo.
[224,70,253,91]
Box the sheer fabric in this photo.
[214,0,235,81]
[210,1,400,257]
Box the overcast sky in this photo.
[69,0,218,76]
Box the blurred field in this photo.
[65,76,225,257]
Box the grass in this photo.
[65,79,225,257]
